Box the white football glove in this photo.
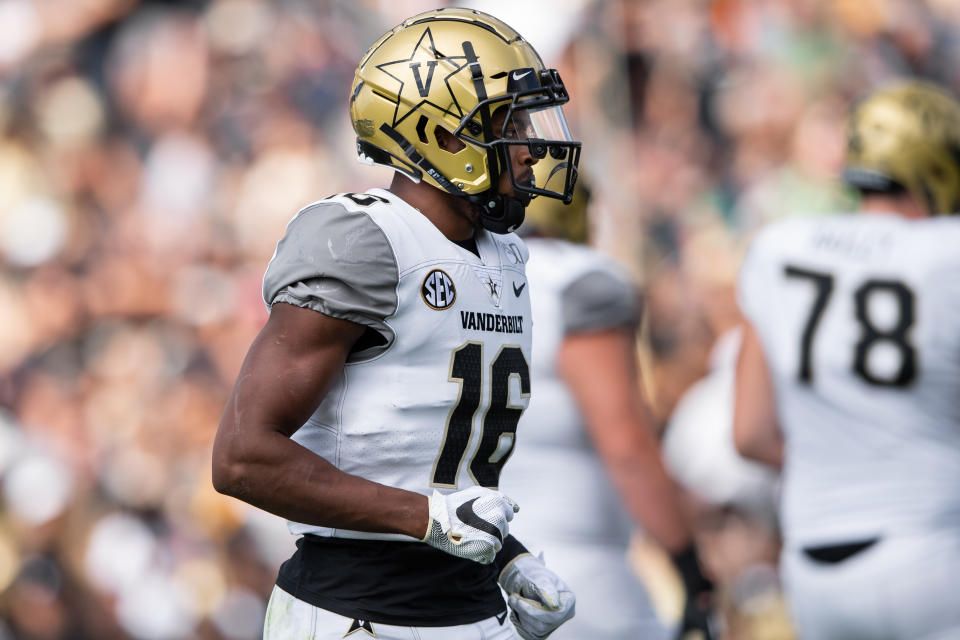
[499,553,575,640]
[422,487,519,564]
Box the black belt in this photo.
[802,538,880,564]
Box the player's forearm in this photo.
[559,331,695,551]
[212,429,428,539]
[731,387,785,466]
[733,429,784,468]
[494,535,530,576]
[732,322,784,468]
[603,438,693,554]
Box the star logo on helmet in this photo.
[375,27,471,127]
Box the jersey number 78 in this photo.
[785,265,917,387]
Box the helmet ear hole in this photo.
[434,126,466,154]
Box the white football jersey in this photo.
[499,239,668,640]
[263,189,532,541]
[739,212,960,545]
[501,239,639,546]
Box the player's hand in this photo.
[499,553,575,640]
[672,546,716,640]
[676,594,716,640]
[422,487,518,564]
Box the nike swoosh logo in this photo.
[512,70,532,81]
[513,281,526,297]
[455,498,503,542]
[496,611,508,625]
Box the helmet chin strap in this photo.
[469,191,529,234]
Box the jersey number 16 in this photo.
[431,342,530,489]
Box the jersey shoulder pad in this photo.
[321,191,396,211]
[737,217,816,323]
[541,243,639,334]
[262,199,399,324]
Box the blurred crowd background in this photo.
[0,0,958,638]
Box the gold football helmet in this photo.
[845,80,960,215]
[350,8,580,233]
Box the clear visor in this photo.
[507,105,574,144]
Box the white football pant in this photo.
[781,530,960,640]
[263,586,519,640]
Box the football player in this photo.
[500,174,715,640]
[734,80,960,639]
[212,9,580,640]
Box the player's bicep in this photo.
[222,303,365,438]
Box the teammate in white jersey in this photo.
[500,180,715,640]
[734,80,960,639]
[212,9,581,640]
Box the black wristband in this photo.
[671,545,712,596]
[494,535,529,574]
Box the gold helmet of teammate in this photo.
[844,80,960,215]
[350,8,580,233]
[521,160,591,243]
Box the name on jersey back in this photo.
[811,226,894,261]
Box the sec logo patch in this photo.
[421,269,456,310]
